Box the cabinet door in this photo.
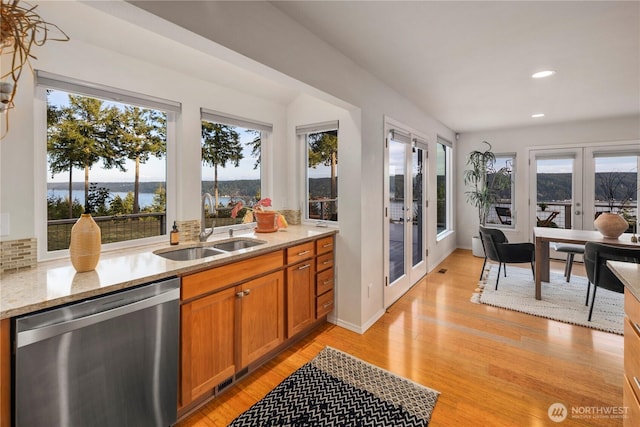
[239,270,285,368]
[180,287,237,406]
[287,260,316,338]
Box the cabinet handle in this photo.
[635,376,640,391]
[297,250,311,256]
[322,260,331,265]
[322,243,332,248]
[323,279,333,285]
[298,264,311,270]
[243,289,251,296]
[323,301,333,308]
[633,322,640,337]
[236,292,244,298]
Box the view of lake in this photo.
[47,189,234,209]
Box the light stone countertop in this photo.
[1,225,337,320]
[608,260,640,302]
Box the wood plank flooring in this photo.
[176,249,624,426]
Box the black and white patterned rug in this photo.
[229,346,440,426]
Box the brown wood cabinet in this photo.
[624,288,640,427]
[1,319,9,427]
[286,255,316,338]
[239,270,285,367]
[181,287,236,405]
[315,236,335,318]
[180,250,284,408]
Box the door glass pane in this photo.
[389,139,406,283]
[594,155,638,234]
[536,158,573,229]
[412,147,424,268]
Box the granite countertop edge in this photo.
[1,225,338,320]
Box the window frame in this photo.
[436,136,453,239]
[200,109,272,230]
[35,71,179,260]
[297,121,339,226]
[488,153,516,229]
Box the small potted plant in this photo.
[231,198,287,232]
[463,141,511,256]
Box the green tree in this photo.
[148,185,166,213]
[308,130,338,201]
[201,122,243,208]
[116,106,166,213]
[245,129,261,170]
[47,95,125,216]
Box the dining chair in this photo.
[478,226,535,290]
[583,242,640,321]
[550,242,585,282]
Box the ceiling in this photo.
[269,1,640,132]
[107,1,638,133]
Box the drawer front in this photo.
[625,318,640,400]
[182,250,283,300]
[316,236,334,255]
[316,289,334,318]
[624,375,640,427]
[316,268,334,296]
[286,241,315,264]
[316,252,334,272]
[625,288,640,328]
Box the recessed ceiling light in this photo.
[532,70,556,79]
[531,113,545,118]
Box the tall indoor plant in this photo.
[463,141,511,256]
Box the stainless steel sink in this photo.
[154,238,266,261]
[212,238,266,252]
[154,246,227,261]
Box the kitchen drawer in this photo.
[316,268,334,296]
[624,375,640,427]
[316,289,334,318]
[625,288,640,328]
[316,236,334,255]
[316,252,334,272]
[286,241,315,264]
[182,250,283,300]
[625,318,640,400]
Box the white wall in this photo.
[456,115,640,248]
[0,1,458,333]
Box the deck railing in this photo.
[47,212,166,251]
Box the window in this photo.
[200,109,271,228]
[38,71,179,255]
[488,154,515,228]
[297,121,339,222]
[436,137,451,235]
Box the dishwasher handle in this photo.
[17,288,180,348]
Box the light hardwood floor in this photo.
[176,249,624,426]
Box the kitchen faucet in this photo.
[200,193,215,242]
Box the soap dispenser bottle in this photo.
[170,221,180,245]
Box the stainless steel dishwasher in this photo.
[14,276,180,427]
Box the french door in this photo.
[384,122,428,307]
[529,143,639,233]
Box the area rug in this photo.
[229,346,440,426]
[470,265,624,335]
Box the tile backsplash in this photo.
[0,238,37,274]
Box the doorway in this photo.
[529,143,639,233]
[384,120,428,307]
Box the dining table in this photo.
[532,227,638,300]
